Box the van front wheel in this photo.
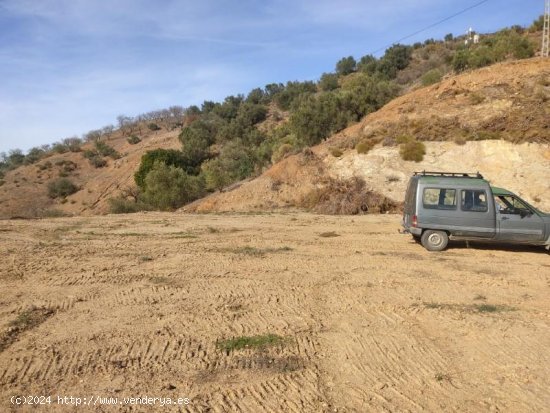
[421,230,448,251]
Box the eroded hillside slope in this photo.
[186,59,550,214]
[0,129,181,219]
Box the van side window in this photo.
[423,188,456,210]
[495,195,530,215]
[461,190,487,212]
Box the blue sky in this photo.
[0,0,544,153]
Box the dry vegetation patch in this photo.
[0,307,54,353]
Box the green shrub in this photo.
[52,143,69,154]
[141,162,205,210]
[336,56,357,76]
[23,147,47,165]
[356,140,375,154]
[421,69,442,86]
[108,197,145,214]
[529,15,544,32]
[95,141,120,159]
[148,123,161,131]
[357,54,378,75]
[271,143,294,163]
[330,148,343,157]
[127,135,141,145]
[89,156,107,168]
[134,149,191,190]
[400,140,426,162]
[469,92,485,105]
[201,140,255,191]
[273,81,317,110]
[47,178,78,198]
[319,73,339,91]
[377,44,413,78]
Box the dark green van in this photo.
[402,171,550,251]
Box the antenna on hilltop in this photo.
[543,0,550,57]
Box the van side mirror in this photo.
[519,209,532,218]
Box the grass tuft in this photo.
[217,334,284,352]
[319,231,340,238]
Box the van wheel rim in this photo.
[428,233,442,246]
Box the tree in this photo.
[444,33,454,42]
[452,49,470,72]
[336,56,357,76]
[134,149,190,190]
[319,73,339,91]
[377,44,413,78]
[357,55,378,75]
[246,88,267,104]
[201,140,256,191]
[529,15,544,32]
[141,162,205,210]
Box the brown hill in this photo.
[0,129,180,219]
[184,58,550,214]
[0,59,548,219]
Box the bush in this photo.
[148,123,161,131]
[330,148,343,157]
[273,81,317,110]
[336,56,357,76]
[356,140,375,154]
[399,140,426,162]
[134,149,191,190]
[141,162,205,210]
[24,147,47,165]
[47,178,78,198]
[63,137,82,152]
[529,15,544,32]
[89,156,107,168]
[377,44,413,78]
[289,93,352,146]
[95,141,120,159]
[319,73,339,91]
[108,197,146,214]
[52,143,69,154]
[271,143,294,163]
[201,140,256,191]
[127,135,141,145]
[421,69,442,86]
[357,55,378,75]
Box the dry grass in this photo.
[299,177,401,215]
[0,307,54,353]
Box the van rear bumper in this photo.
[401,226,422,236]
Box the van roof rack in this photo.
[414,171,484,179]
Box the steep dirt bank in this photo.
[184,141,550,213]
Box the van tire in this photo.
[421,230,448,251]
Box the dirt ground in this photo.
[1,212,549,412]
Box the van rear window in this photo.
[423,188,456,210]
[461,190,488,212]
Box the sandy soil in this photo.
[1,213,549,412]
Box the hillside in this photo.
[0,129,181,218]
[185,58,550,214]
[0,55,548,219]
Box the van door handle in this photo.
[501,216,510,220]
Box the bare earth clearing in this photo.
[1,213,549,412]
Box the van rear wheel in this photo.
[421,230,448,251]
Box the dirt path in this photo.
[0,213,549,412]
